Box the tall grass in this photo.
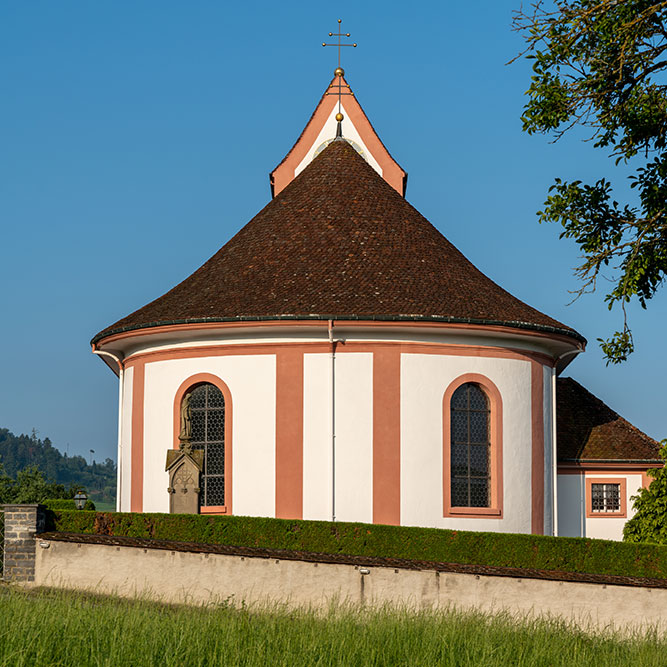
[0,586,664,666]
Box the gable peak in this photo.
[270,72,407,198]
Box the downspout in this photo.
[551,347,584,536]
[92,347,125,512]
[328,319,337,522]
[551,366,558,536]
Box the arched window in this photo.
[183,382,226,508]
[450,383,490,508]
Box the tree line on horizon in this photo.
[0,428,116,503]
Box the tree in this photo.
[0,464,75,504]
[0,465,14,504]
[513,1,667,363]
[624,441,667,543]
[0,428,116,503]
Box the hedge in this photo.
[44,510,667,580]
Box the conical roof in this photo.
[93,139,584,344]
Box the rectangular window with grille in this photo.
[590,483,621,513]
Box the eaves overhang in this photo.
[92,313,586,348]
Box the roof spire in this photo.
[322,19,357,135]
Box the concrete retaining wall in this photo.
[32,536,667,634]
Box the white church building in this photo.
[92,70,661,541]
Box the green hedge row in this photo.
[46,510,667,580]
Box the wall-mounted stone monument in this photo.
[165,390,203,514]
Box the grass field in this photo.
[0,586,665,666]
[88,500,115,512]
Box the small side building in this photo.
[557,378,661,540]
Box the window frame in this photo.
[443,374,503,518]
[585,477,627,518]
[173,373,233,515]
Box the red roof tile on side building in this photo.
[557,377,661,461]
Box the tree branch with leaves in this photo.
[512,0,667,362]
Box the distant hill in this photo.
[0,428,116,503]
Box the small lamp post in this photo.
[73,491,88,510]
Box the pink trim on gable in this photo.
[270,75,406,197]
[275,349,304,519]
[531,361,545,535]
[343,91,406,195]
[442,374,503,519]
[372,348,401,526]
[172,373,233,516]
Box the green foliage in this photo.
[48,509,667,580]
[0,427,116,503]
[624,441,667,544]
[513,1,667,362]
[2,588,665,666]
[0,464,78,504]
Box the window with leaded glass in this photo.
[450,383,490,508]
[591,483,621,513]
[185,383,226,508]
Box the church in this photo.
[91,65,661,542]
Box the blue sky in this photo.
[2,1,665,463]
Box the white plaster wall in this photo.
[557,473,643,541]
[333,353,373,523]
[118,366,134,513]
[302,353,373,523]
[141,355,276,516]
[401,354,533,532]
[586,473,643,541]
[557,474,586,538]
[294,100,382,177]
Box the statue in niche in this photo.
[166,389,203,513]
[178,391,193,455]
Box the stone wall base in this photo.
[32,537,667,635]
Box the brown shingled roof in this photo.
[557,377,661,461]
[93,139,584,343]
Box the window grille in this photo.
[450,383,490,507]
[591,483,621,513]
[187,383,226,507]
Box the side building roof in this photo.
[557,377,661,462]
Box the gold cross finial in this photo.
[322,19,357,126]
[322,19,357,71]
